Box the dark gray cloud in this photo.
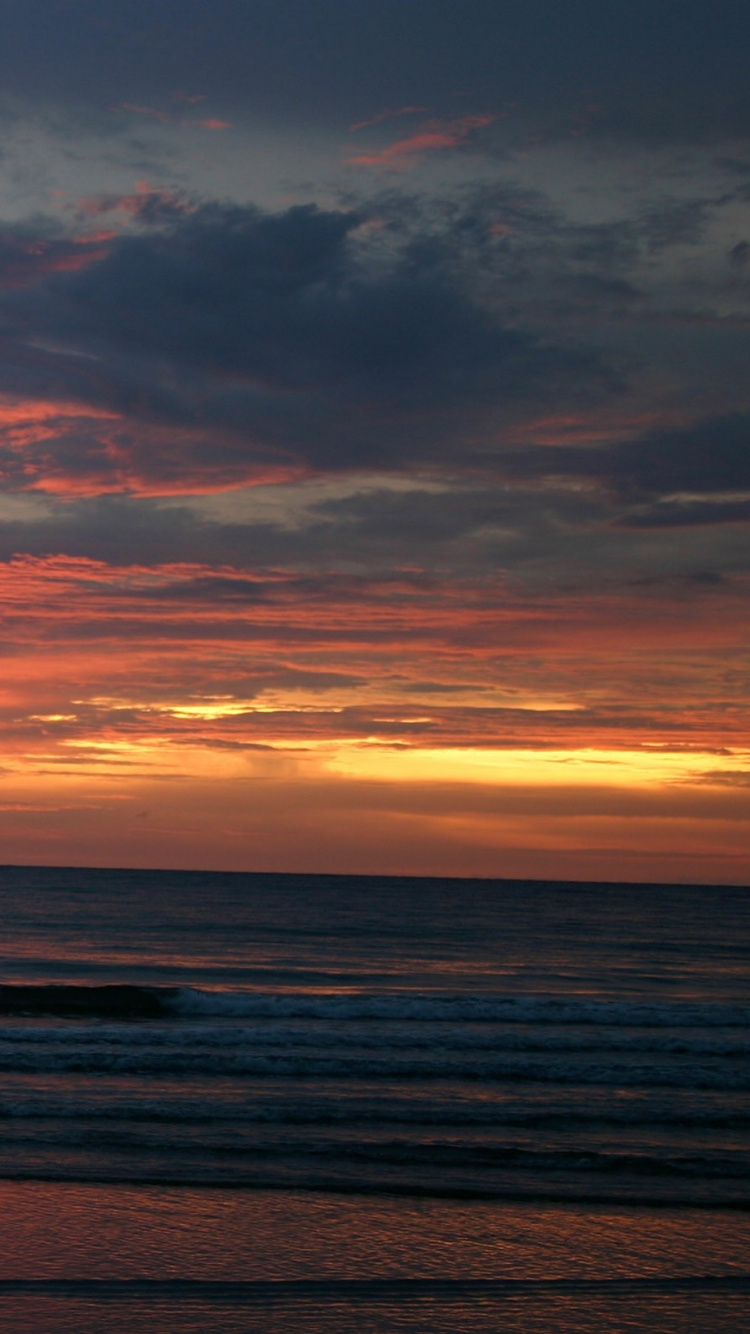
[497,414,750,510]
[0,475,745,592]
[591,415,750,500]
[0,200,613,479]
[625,499,750,529]
[0,177,747,560]
[638,199,714,253]
[729,241,750,270]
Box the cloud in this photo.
[117,104,231,131]
[0,199,613,489]
[75,184,194,224]
[0,177,746,546]
[729,240,750,270]
[494,414,750,518]
[638,198,713,252]
[0,228,112,288]
[589,415,750,501]
[349,106,428,134]
[348,115,495,168]
[688,769,750,787]
[624,498,750,529]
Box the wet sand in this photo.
[0,1183,747,1332]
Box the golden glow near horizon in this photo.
[0,727,746,882]
[323,743,750,788]
[0,727,746,791]
[0,564,746,882]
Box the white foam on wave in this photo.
[167,989,750,1028]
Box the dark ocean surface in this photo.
[0,865,748,1332]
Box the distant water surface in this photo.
[0,866,747,1332]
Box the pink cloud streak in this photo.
[349,106,428,133]
[348,115,495,168]
[117,104,231,131]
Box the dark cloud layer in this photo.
[0,181,746,584]
[605,417,750,499]
[0,201,611,482]
[500,414,750,520]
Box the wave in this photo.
[0,1170,744,1207]
[169,990,750,1027]
[0,1048,746,1087]
[1,1022,749,1058]
[3,984,748,1027]
[0,984,172,1018]
[1,1086,748,1126]
[0,1127,745,1181]
[0,1096,748,1128]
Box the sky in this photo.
[0,0,749,881]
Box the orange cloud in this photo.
[0,397,302,497]
[0,548,746,878]
[75,183,192,220]
[0,555,746,754]
[516,409,693,448]
[0,397,119,452]
[0,236,112,287]
[348,115,495,168]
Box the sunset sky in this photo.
[0,0,749,880]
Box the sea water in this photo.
[0,866,747,1332]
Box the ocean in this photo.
[0,865,747,1332]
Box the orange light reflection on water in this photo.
[0,1184,749,1282]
